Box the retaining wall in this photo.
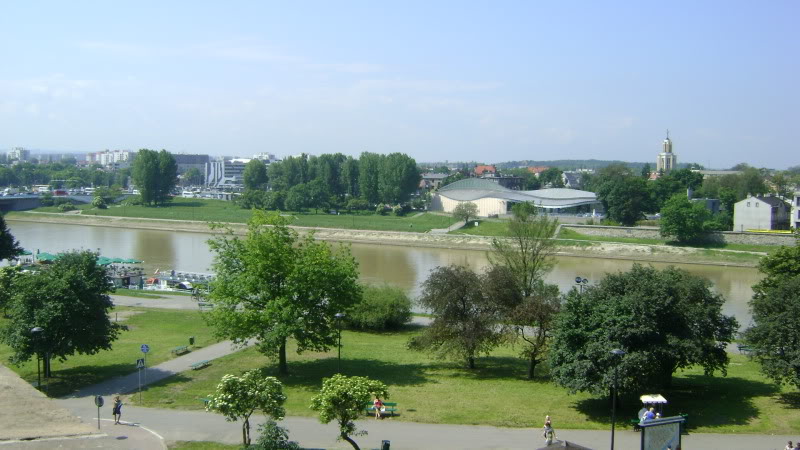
[562,224,797,246]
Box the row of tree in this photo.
[0,161,130,189]
[239,152,421,211]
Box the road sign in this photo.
[140,344,150,353]
[136,358,145,369]
[94,395,104,407]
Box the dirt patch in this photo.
[0,364,94,441]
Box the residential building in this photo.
[792,191,800,230]
[172,154,210,175]
[527,166,549,177]
[693,169,743,179]
[253,152,280,164]
[474,165,496,176]
[419,173,449,190]
[561,171,582,189]
[732,195,790,231]
[205,158,249,188]
[7,147,30,162]
[656,131,677,174]
[87,150,132,169]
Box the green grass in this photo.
[24,198,454,232]
[135,325,800,434]
[0,307,218,397]
[114,288,193,298]
[558,228,777,254]
[448,219,509,236]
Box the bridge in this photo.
[0,195,94,213]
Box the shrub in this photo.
[39,193,54,206]
[375,203,387,215]
[58,202,76,212]
[346,284,412,330]
[346,198,369,212]
[392,204,410,216]
[251,420,300,450]
[92,196,108,209]
[121,195,143,206]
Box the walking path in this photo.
[112,293,199,310]
[429,219,466,234]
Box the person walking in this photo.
[543,415,557,443]
[112,396,123,424]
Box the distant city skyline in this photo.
[1,1,797,169]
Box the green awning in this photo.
[123,258,143,264]
[96,257,113,265]
[36,252,58,262]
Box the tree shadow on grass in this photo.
[260,357,431,390]
[48,363,140,398]
[574,374,778,430]
[777,392,800,409]
[440,356,549,383]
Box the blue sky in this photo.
[1,1,797,168]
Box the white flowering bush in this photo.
[206,370,286,446]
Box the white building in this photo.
[205,159,250,188]
[792,191,800,230]
[656,131,677,174]
[87,150,132,169]
[732,195,790,231]
[430,178,601,217]
[253,152,279,164]
[7,147,30,162]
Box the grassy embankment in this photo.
[0,307,216,397]
[21,198,455,232]
[136,324,800,434]
[114,288,193,298]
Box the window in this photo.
[747,202,750,207]
[755,202,759,207]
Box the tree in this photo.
[504,281,561,379]
[595,175,649,225]
[750,241,800,296]
[358,152,382,204]
[409,265,503,369]
[205,211,361,375]
[640,163,651,179]
[452,202,478,223]
[91,196,108,209]
[131,149,177,206]
[743,276,800,389]
[243,160,268,191]
[206,370,286,446]
[489,202,558,297]
[0,267,21,317]
[659,194,711,243]
[284,184,308,212]
[183,167,203,186]
[0,215,22,261]
[345,284,412,330]
[539,167,564,188]
[378,153,420,204]
[549,264,738,394]
[310,374,389,450]
[0,251,120,377]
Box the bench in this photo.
[630,418,642,431]
[364,402,399,417]
[171,345,190,356]
[200,397,211,406]
[737,344,752,354]
[190,360,211,370]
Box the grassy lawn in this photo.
[0,307,218,397]
[134,325,800,434]
[558,228,777,254]
[449,219,509,236]
[114,288,193,298]
[24,198,454,232]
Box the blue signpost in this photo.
[140,344,149,391]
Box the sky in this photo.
[0,1,797,169]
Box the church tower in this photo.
[656,130,677,174]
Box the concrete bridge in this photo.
[0,195,93,213]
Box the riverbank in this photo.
[6,211,764,267]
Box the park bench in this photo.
[364,402,399,417]
[630,418,642,431]
[198,302,214,311]
[190,360,211,370]
[737,344,752,354]
[200,397,210,406]
[171,345,190,356]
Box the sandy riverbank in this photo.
[7,212,763,267]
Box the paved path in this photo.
[111,293,198,310]
[53,398,799,450]
[69,339,253,398]
[429,219,466,234]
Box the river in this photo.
[8,221,761,327]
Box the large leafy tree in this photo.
[358,152,382,204]
[378,153,420,204]
[409,265,503,369]
[131,149,177,205]
[243,159,268,191]
[504,281,561,379]
[489,202,558,297]
[206,370,286,446]
[743,276,800,389]
[659,194,711,243]
[595,174,650,225]
[310,374,389,450]
[205,211,361,375]
[0,251,120,377]
[0,215,22,261]
[549,264,738,394]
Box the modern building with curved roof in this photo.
[430,178,601,217]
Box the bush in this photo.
[58,202,76,212]
[121,195,143,206]
[346,284,412,330]
[392,204,410,216]
[92,196,108,209]
[39,193,54,206]
[346,198,369,212]
[375,203,388,215]
[250,420,300,450]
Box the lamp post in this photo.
[575,276,588,293]
[610,348,625,450]
[334,312,345,373]
[31,327,43,389]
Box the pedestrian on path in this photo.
[784,441,792,450]
[112,396,123,424]
[543,415,557,443]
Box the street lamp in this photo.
[30,327,44,390]
[575,276,588,293]
[610,348,626,450]
[334,313,346,373]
